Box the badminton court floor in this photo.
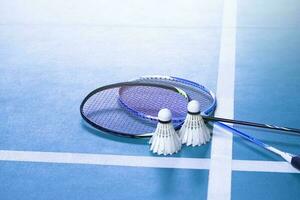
[1,0,300,199]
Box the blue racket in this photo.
[130,75,300,135]
[129,75,300,170]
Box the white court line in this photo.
[0,150,299,174]
[207,0,237,199]
[0,150,210,170]
[232,160,300,174]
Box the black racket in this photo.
[80,82,189,138]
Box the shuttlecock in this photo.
[179,100,211,146]
[149,108,181,155]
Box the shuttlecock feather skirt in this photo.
[150,122,181,155]
[179,114,211,146]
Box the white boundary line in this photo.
[207,0,237,199]
[0,150,299,174]
[232,160,300,173]
[0,150,210,170]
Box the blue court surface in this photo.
[1,0,300,199]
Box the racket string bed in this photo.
[119,86,187,119]
[82,86,155,134]
[133,77,216,116]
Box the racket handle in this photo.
[291,156,300,170]
[203,116,300,135]
[213,121,300,171]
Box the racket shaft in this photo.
[204,116,300,135]
[212,122,290,161]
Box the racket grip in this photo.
[291,156,300,170]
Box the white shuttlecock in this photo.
[179,100,211,146]
[149,108,181,155]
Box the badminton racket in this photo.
[131,75,300,135]
[130,75,300,170]
[80,82,189,138]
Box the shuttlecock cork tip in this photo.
[158,108,172,123]
[188,100,201,114]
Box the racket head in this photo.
[80,82,189,138]
[130,75,217,120]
